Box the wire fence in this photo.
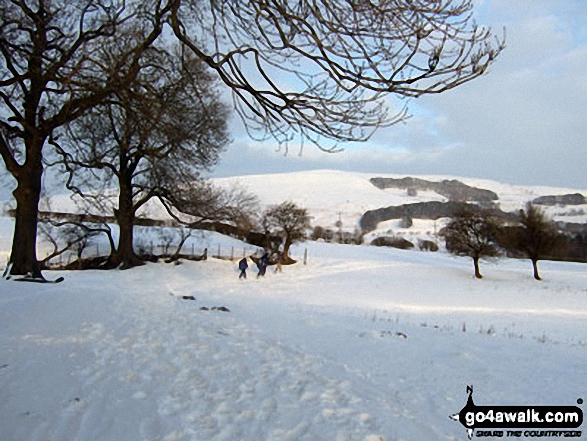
[41,242,309,268]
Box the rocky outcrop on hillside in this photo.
[370,177,498,202]
[532,193,586,206]
[360,201,516,233]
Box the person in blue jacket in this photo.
[257,252,269,278]
[238,257,248,279]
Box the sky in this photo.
[210,0,587,190]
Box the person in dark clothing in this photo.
[257,252,269,278]
[238,257,248,279]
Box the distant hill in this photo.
[210,170,587,262]
[8,169,586,253]
[213,169,587,234]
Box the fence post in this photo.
[217,244,221,259]
[191,243,194,258]
[303,248,308,265]
[230,247,234,261]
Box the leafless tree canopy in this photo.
[170,0,504,150]
[503,203,565,280]
[53,49,229,207]
[262,201,311,261]
[440,206,502,278]
[0,0,169,165]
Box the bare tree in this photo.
[502,204,564,281]
[0,0,172,277]
[38,218,114,269]
[52,49,230,268]
[33,194,116,269]
[161,181,260,234]
[170,0,504,151]
[263,201,311,263]
[38,221,89,269]
[163,227,193,263]
[440,206,502,279]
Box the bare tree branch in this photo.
[170,0,504,150]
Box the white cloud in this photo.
[413,2,587,188]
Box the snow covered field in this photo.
[1,217,586,440]
[1,170,586,440]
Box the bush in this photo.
[400,215,413,229]
[370,236,414,250]
[418,240,439,252]
[312,225,325,240]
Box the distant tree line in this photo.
[25,198,313,270]
[24,191,580,284]
[311,226,364,245]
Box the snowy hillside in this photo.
[2,169,583,264]
[211,170,587,247]
[213,169,587,226]
[1,215,586,440]
[17,170,586,239]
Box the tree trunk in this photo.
[532,258,541,281]
[473,256,482,279]
[282,238,295,264]
[115,216,142,269]
[9,151,44,277]
[113,177,143,269]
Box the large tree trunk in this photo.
[9,145,44,277]
[113,177,143,269]
[282,238,295,264]
[473,256,482,279]
[531,258,541,281]
[115,213,142,269]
